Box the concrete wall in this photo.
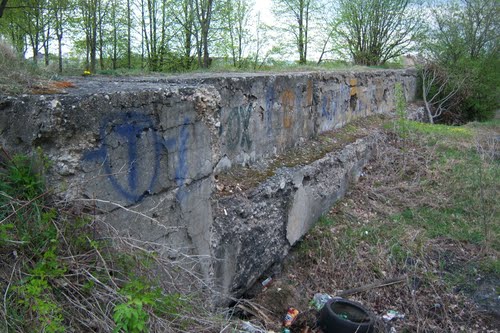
[0,69,417,302]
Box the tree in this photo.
[421,62,465,124]
[0,0,27,54]
[423,0,499,122]
[180,0,195,69]
[78,0,102,73]
[51,0,72,72]
[219,0,252,67]
[194,0,213,68]
[429,0,499,65]
[335,0,423,66]
[19,0,51,64]
[137,0,178,71]
[0,0,8,19]
[272,0,316,64]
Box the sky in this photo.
[253,0,274,24]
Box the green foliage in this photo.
[0,152,51,253]
[395,83,406,118]
[393,82,410,138]
[335,0,425,65]
[1,149,198,332]
[456,56,500,121]
[113,299,149,333]
[113,279,186,332]
[0,153,44,200]
[15,246,67,333]
[424,0,499,122]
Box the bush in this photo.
[420,56,499,124]
[422,0,499,123]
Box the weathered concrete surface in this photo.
[211,133,380,297]
[0,69,417,303]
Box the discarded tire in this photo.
[318,298,374,333]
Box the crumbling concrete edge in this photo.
[210,131,383,303]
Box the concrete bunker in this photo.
[0,69,417,303]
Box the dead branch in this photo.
[421,62,465,124]
[338,276,407,297]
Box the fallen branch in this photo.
[338,276,407,297]
[236,300,273,325]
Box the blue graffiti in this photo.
[320,93,335,122]
[164,117,190,202]
[331,98,337,120]
[83,113,190,204]
[83,113,162,203]
[321,95,329,118]
[265,85,275,137]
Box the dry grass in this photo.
[0,149,236,333]
[0,40,73,95]
[0,40,37,94]
[246,120,499,332]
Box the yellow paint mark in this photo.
[350,86,357,96]
[349,78,358,96]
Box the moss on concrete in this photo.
[216,115,389,194]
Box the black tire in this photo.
[318,298,375,333]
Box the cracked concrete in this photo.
[0,69,417,304]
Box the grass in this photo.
[251,118,499,332]
[0,148,229,332]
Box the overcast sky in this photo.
[253,0,274,24]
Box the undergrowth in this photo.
[263,116,499,332]
[0,40,41,95]
[0,148,225,332]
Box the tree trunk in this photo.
[90,16,97,72]
[127,0,131,68]
[197,0,213,68]
[58,35,63,72]
[113,10,117,70]
[298,2,305,64]
[44,27,49,66]
[0,0,7,19]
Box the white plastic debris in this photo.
[382,310,405,321]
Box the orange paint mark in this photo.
[281,89,295,129]
[31,80,76,94]
[306,79,313,106]
[53,81,76,88]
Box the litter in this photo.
[240,321,266,333]
[283,307,299,327]
[311,293,333,310]
[382,310,405,322]
[261,277,273,289]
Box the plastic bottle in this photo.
[283,307,299,327]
